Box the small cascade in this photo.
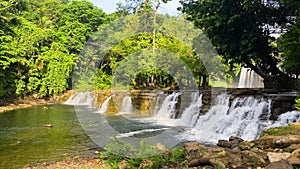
[177,92,203,127]
[271,111,300,127]
[182,93,272,143]
[154,92,180,121]
[238,67,264,88]
[118,96,133,115]
[64,92,96,107]
[99,96,113,114]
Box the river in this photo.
[0,105,95,169]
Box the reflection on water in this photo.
[0,105,95,169]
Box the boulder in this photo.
[252,135,300,149]
[217,136,244,149]
[229,136,244,145]
[239,141,255,150]
[184,142,227,167]
[184,142,206,161]
[267,152,291,163]
[264,160,293,169]
[287,148,300,165]
[288,143,300,152]
[217,140,232,148]
[220,153,243,168]
[241,150,267,167]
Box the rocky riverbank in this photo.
[184,122,300,169]
[26,122,300,169]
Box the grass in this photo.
[260,124,300,137]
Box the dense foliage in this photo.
[2,0,298,99]
[180,0,300,89]
[0,0,108,98]
[0,0,213,99]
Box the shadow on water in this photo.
[0,105,96,169]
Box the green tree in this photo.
[59,0,108,33]
[0,0,24,98]
[0,0,110,98]
[91,14,208,90]
[180,0,299,89]
[277,0,300,79]
[278,20,300,78]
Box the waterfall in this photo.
[181,93,272,144]
[238,67,264,88]
[153,92,180,121]
[99,96,113,114]
[118,96,133,115]
[177,92,203,127]
[64,92,96,107]
[64,90,300,145]
[271,111,300,127]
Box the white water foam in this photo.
[176,92,203,127]
[134,92,180,126]
[118,96,133,115]
[64,92,96,108]
[116,128,170,138]
[271,111,300,127]
[154,92,180,120]
[180,93,272,144]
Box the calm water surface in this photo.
[0,105,95,169]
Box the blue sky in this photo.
[90,0,182,15]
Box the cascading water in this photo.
[238,67,264,88]
[65,90,300,145]
[98,96,113,114]
[177,92,203,127]
[153,92,180,121]
[64,92,96,108]
[181,93,272,144]
[271,111,300,127]
[118,96,133,115]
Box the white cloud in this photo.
[159,0,182,15]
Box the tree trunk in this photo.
[245,61,299,89]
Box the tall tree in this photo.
[180,0,299,89]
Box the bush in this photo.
[99,138,185,168]
[295,99,300,111]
